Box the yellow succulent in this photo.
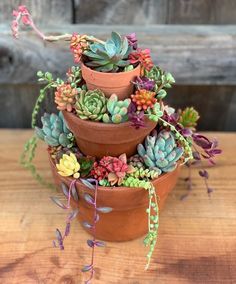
[56,153,80,179]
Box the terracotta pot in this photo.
[81,63,141,100]
[63,111,157,158]
[49,154,180,242]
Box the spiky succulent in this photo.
[35,112,74,148]
[144,66,175,99]
[84,32,130,72]
[137,130,183,173]
[179,107,200,130]
[102,94,131,124]
[75,89,107,121]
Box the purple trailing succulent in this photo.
[51,178,112,284]
[51,180,79,250]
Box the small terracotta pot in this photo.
[49,155,180,242]
[63,111,157,158]
[81,63,141,100]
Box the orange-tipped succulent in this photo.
[55,83,78,112]
[131,89,157,111]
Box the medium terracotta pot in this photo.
[63,111,157,158]
[49,155,180,242]
[81,63,141,100]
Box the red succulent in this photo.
[91,154,135,186]
[129,48,154,71]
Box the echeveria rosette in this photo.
[83,31,130,72]
[75,89,107,121]
[91,154,135,186]
[35,112,74,148]
[56,153,80,178]
[137,130,184,173]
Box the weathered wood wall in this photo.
[1,0,236,25]
[0,0,236,130]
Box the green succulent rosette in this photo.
[75,89,107,121]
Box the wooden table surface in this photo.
[0,130,235,284]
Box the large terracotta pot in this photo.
[81,63,141,100]
[49,155,180,242]
[63,111,157,158]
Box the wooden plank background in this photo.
[2,0,234,25]
[0,0,236,130]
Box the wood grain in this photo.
[0,130,235,283]
[73,0,236,25]
[1,24,236,85]
[0,0,73,25]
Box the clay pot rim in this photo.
[49,153,177,192]
[81,62,141,76]
[62,110,152,129]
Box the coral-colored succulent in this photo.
[129,48,153,71]
[70,33,89,63]
[55,83,78,112]
[131,89,157,111]
[91,154,135,186]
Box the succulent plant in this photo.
[70,33,89,63]
[179,107,200,130]
[128,154,145,169]
[55,83,78,112]
[133,76,155,91]
[102,94,131,124]
[99,179,111,187]
[56,153,80,178]
[91,154,135,186]
[66,66,83,86]
[121,176,151,189]
[125,33,138,50]
[147,102,164,122]
[84,32,130,72]
[129,48,153,71]
[75,89,107,121]
[137,130,184,173]
[130,167,161,180]
[131,89,157,111]
[35,112,74,148]
[78,156,95,178]
[144,66,175,99]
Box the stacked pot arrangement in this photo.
[17,23,221,283]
